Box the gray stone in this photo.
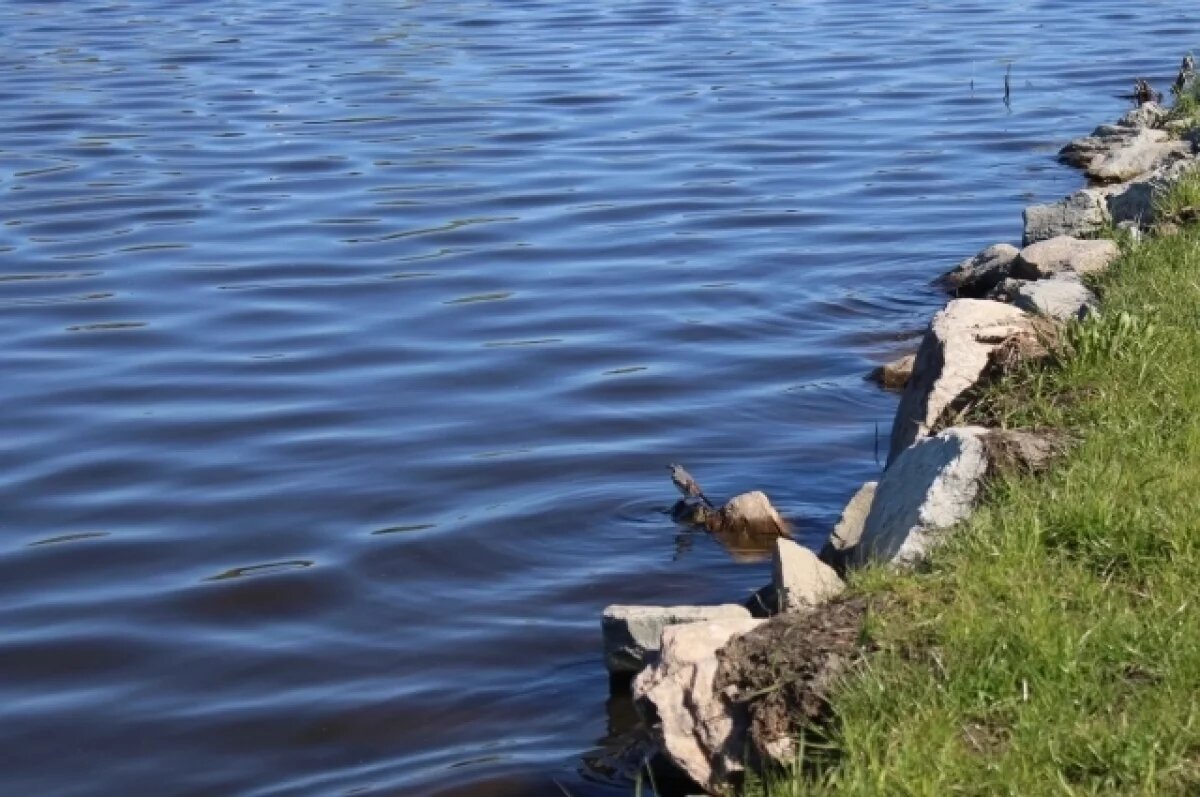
[602,604,752,674]
[940,243,1020,297]
[818,481,877,569]
[1060,125,1188,182]
[1022,189,1110,245]
[888,299,1031,463]
[1108,158,1197,228]
[1013,273,1097,322]
[772,539,844,612]
[1117,102,1167,129]
[633,618,765,794]
[1012,236,1119,280]
[1087,127,1189,182]
[853,427,990,567]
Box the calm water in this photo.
[0,2,1194,794]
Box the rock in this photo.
[1087,128,1189,183]
[1012,273,1097,322]
[869,353,916,391]
[772,539,844,612]
[1108,158,1197,228]
[888,300,1031,463]
[1117,102,1167,129]
[1060,125,1188,182]
[980,429,1066,476]
[633,618,765,794]
[1022,189,1111,245]
[714,599,867,769]
[712,491,789,537]
[939,243,1020,297]
[818,481,877,570]
[853,427,990,567]
[602,604,752,675]
[1011,236,1119,280]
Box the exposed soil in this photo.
[713,598,870,761]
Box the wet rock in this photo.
[714,598,867,769]
[1117,102,1167,129]
[818,481,877,571]
[869,353,916,391]
[712,491,789,538]
[888,300,1032,463]
[939,243,1019,297]
[1011,236,1119,280]
[1108,158,1197,228]
[633,618,765,794]
[772,539,844,612]
[602,604,752,675]
[854,427,990,567]
[1060,125,1188,182]
[1012,273,1097,322]
[1022,189,1111,245]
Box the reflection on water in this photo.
[0,0,1196,794]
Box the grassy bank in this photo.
[771,200,1200,794]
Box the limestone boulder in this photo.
[1013,273,1097,322]
[1060,125,1188,182]
[853,427,990,567]
[939,243,1019,297]
[1108,158,1197,228]
[602,604,752,674]
[1011,236,1119,280]
[633,618,765,794]
[712,491,789,537]
[869,353,916,391]
[772,539,844,612]
[888,300,1031,463]
[1022,189,1110,245]
[818,481,877,570]
[1117,102,1167,129]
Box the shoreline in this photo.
[599,56,1200,795]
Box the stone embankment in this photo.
[597,63,1199,795]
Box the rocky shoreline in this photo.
[597,58,1200,796]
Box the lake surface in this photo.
[1,2,1195,794]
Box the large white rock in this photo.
[602,604,752,674]
[1013,273,1097,322]
[1022,189,1111,245]
[772,539,844,612]
[633,618,765,793]
[1012,236,1119,280]
[818,481,877,569]
[853,427,990,567]
[940,243,1019,297]
[888,300,1031,463]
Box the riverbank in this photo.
[609,65,1200,796]
[762,104,1200,794]
[772,195,1200,795]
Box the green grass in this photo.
[762,202,1200,795]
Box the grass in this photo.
[759,191,1200,795]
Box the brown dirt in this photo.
[713,598,869,761]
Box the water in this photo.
[0,1,1194,794]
